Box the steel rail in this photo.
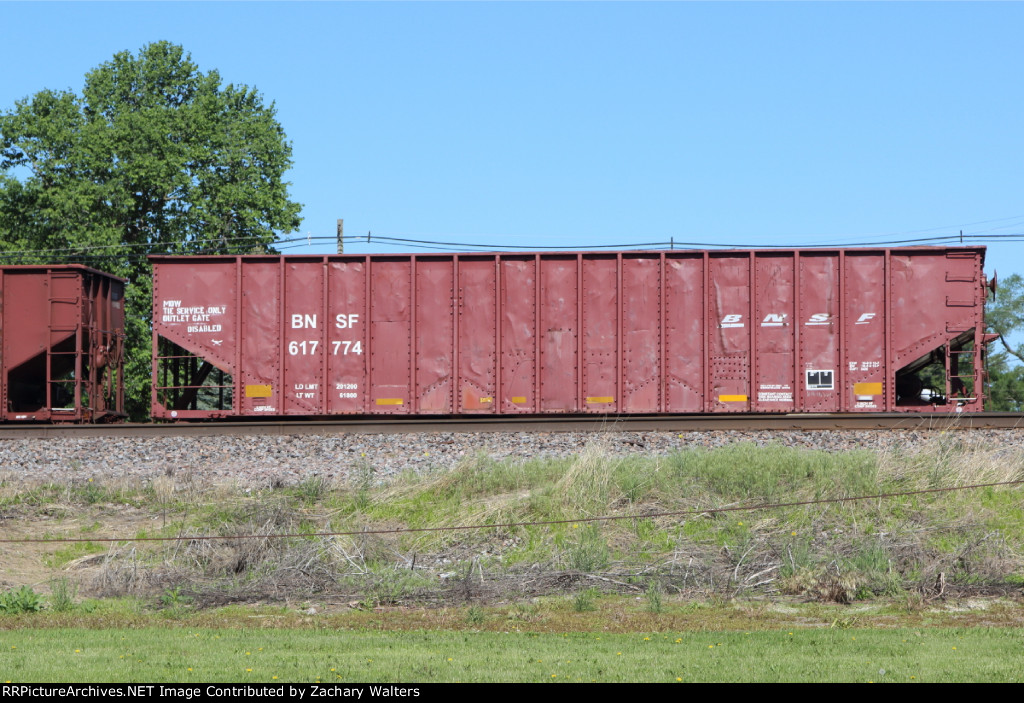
[1,412,1023,439]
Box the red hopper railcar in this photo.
[150,247,993,420]
[0,265,126,422]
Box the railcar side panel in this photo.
[664,254,705,412]
[622,255,661,412]
[798,253,840,412]
[459,257,497,413]
[754,253,796,412]
[149,247,991,420]
[238,261,278,415]
[842,251,886,411]
[282,260,325,414]
[369,259,411,414]
[582,255,618,412]
[327,260,368,414]
[499,257,537,413]
[708,253,751,412]
[414,258,454,413]
[539,256,578,412]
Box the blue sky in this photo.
[1,2,1022,279]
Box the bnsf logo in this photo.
[718,312,877,328]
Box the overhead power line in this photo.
[0,231,1020,264]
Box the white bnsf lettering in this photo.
[761,313,787,327]
[855,312,876,325]
[291,314,318,329]
[335,313,360,329]
[805,313,831,326]
[720,314,744,328]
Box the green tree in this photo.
[985,350,1024,412]
[0,42,301,418]
[985,272,1024,410]
[986,273,1024,364]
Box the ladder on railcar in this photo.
[45,270,84,421]
[946,343,978,404]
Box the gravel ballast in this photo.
[2,429,1022,488]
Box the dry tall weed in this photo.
[877,432,1024,488]
[553,441,615,516]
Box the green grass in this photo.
[1,437,1022,610]
[0,624,1021,682]
[43,541,107,569]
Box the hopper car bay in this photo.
[149,247,993,420]
[0,265,126,422]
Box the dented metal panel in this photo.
[708,253,751,412]
[499,257,536,413]
[842,251,886,411]
[582,255,617,410]
[665,254,704,412]
[240,261,279,415]
[622,255,661,412]
[539,256,578,412]
[458,258,497,413]
[799,253,840,412]
[754,254,796,411]
[370,259,411,413]
[150,247,990,420]
[327,259,367,414]
[415,258,454,413]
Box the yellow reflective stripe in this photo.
[719,395,748,402]
[854,382,883,396]
[375,398,404,406]
[245,384,272,398]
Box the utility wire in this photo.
[0,231,1018,264]
[1,478,1019,545]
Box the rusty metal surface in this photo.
[1,265,126,422]
[150,247,990,420]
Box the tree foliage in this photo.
[985,273,1024,365]
[985,350,1024,412]
[985,272,1024,410]
[0,42,302,418]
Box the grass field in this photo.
[1,435,1022,682]
[2,618,1022,682]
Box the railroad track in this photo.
[1,412,1023,439]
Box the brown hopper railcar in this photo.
[0,265,126,422]
[149,247,994,420]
